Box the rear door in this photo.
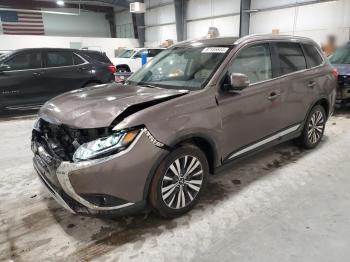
[0,50,44,111]
[273,42,315,127]
[217,43,284,160]
[41,50,90,101]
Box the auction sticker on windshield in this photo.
[202,47,229,53]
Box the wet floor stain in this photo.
[72,214,178,261]
[263,147,305,171]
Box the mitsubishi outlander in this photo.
[32,35,337,218]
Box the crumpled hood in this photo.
[333,64,350,76]
[39,83,188,128]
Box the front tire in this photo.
[300,105,326,149]
[149,144,209,218]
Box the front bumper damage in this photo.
[32,126,165,216]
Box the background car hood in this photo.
[39,83,188,129]
[110,57,133,65]
[333,64,350,76]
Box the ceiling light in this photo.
[57,0,65,6]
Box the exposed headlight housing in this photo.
[73,129,140,162]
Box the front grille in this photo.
[37,119,112,161]
[338,75,350,88]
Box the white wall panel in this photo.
[0,35,139,59]
[145,4,175,25]
[145,0,173,8]
[250,0,350,45]
[145,24,177,46]
[251,0,314,9]
[187,15,240,39]
[42,8,110,37]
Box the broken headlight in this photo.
[73,129,141,162]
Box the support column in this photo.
[174,0,186,42]
[239,0,251,37]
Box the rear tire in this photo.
[299,105,326,149]
[149,144,209,218]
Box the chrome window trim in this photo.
[210,39,326,89]
[228,124,301,160]
[1,51,89,73]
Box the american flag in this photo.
[0,10,45,35]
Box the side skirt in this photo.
[215,124,302,174]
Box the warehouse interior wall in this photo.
[250,0,350,46]
[0,8,111,38]
[115,10,134,38]
[0,34,139,59]
[41,8,111,37]
[144,0,176,47]
[186,0,240,39]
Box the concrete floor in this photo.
[1,111,350,262]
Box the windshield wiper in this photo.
[138,83,160,89]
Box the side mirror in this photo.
[0,64,10,72]
[224,73,250,92]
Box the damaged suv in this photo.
[32,35,336,218]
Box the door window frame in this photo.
[41,51,88,70]
[1,51,88,72]
[2,51,44,72]
[214,40,326,92]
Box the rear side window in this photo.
[73,53,85,65]
[5,52,42,70]
[303,44,323,68]
[228,44,272,84]
[276,43,306,75]
[84,52,111,64]
[46,51,73,67]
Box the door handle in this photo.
[32,72,41,77]
[308,81,316,88]
[267,92,280,100]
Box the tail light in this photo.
[332,68,338,79]
[108,64,116,74]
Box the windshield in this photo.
[0,51,13,62]
[118,49,134,58]
[329,47,350,64]
[127,46,231,91]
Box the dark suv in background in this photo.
[0,48,115,114]
[32,35,336,218]
[329,43,350,105]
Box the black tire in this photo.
[116,66,130,73]
[149,144,209,218]
[300,105,326,149]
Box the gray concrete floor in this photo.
[1,112,350,262]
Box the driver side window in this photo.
[228,44,272,85]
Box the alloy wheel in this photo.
[307,110,325,144]
[161,155,204,209]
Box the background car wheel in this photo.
[300,105,326,149]
[149,144,209,218]
[116,66,129,73]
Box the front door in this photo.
[0,50,44,112]
[216,43,283,161]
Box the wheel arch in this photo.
[142,133,220,200]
